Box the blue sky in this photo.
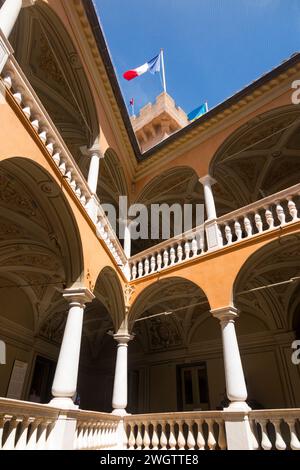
[95,0,300,116]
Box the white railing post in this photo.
[0,1,34,73]
[50,288,95,409]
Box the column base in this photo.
[224,401,251,411]
[49,397,79,410]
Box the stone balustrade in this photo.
[67,409,120,450]
[0,398,59,450]
[1,56,127,272]
[249,409,300,451]
[124,411,227,450]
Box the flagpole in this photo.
[160,48,167,93]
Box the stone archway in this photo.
[233,233,300,408]
[209,105,300,215]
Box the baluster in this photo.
[184,241,190,260]
[163,249,169,268]
[22,106,31,119]
[265,207,274,229]
[3,418,18,449]
[191,237,198,257]
[177,421,186,450]
[168,421,177,450]
[234,220,242,241]
[3,75,12,88]
[135,423,143,450]
[255,213,263,233]
[46,142,54,155]
[206,419,216,450]
[39,130,47,143]
[131,263,137,280]
[244,216,253,237]
[195,419,205,450]
[138,261,143,278]
[186,420,196,450]
[128,424,135,449]
[288,198,298,221]
[272,419,286,450]
[276,202,286,225]
[160,422,168,449]
[170,246,176,265]
[151,421,159,450]
[144,258,150,275]
[58,159,67,175]
[286,418,300,450]
[259,420,272,450]
[76,424,84,450]
[0,416,4,449]
[143,422,151,450]
[15,418,30,450]
[13,92,22,104]
[150,255,156,273]
[157,253,162,271]
[177,242,183,262]
[31,119,40,132]
[225,225,232,244]
[82,423,89,450]
[217,420,227,450]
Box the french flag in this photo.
[123,53,161,81]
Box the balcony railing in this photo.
[129,184,300,280]
[1,399,299,450]
[1,56,127,272]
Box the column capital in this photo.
[211,305,239,322]
[63,287,95,306]
[199,174,217,186]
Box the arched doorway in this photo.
[233,234,300,408]
[0,157,83,403]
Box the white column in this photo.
[211,306,250,411]
[199,175,217,220]
[112,332,132,416]
[50,287,94,409]
[0,0,22,38]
